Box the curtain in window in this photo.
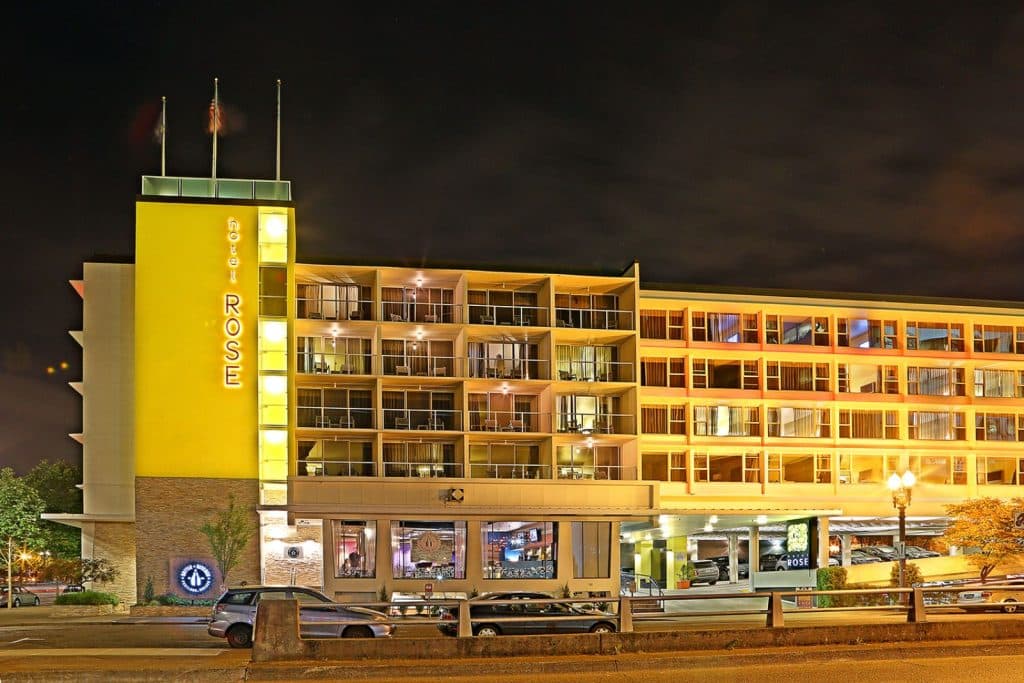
[708,314,740,342]
[914,412,951,440]
[851,411,883,438]
[781,363,813,390]
[642,406,668,434]
[640,311,666,338]
[641,358,667,387]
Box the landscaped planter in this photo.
[50,604,129,618]
[129,605,211,617]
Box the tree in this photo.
[23,460,82,559]
[80,558,119,585]
[944,497,1024,581]
[200,494,255,587]
[0,468,45,609]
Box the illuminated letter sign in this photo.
[223,218,243,386]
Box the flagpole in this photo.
[275,79,282,181]
[212,77,219,180]
[160,96,167,177]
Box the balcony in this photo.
[469,462,551,479]
[556,413,635,435]
[555,360,634,383]
[469,411,550,433]
[468,303,549,327]
[381,354,460,378]
[381,301,462,324]
[298,351,373,375]
[297,297,374,322]
[297,407,374,430]
[300,458,375,477]
[383,409,463,431]
[467,356,549,381]
[554,307,633,331]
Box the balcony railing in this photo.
[468,411,550,433]
[383,409,462,431]
[300,459,375,477]
[468,304,549,327]
[383,461,463,478]
[554,307,633,331]
[469,462,551,479]
[381,302,463,324]
[298,351,373,375]
[467,356,549,381]
[381,354,460,377]
[557,464,636,481]
[555,360,634,382]
[297,407,374,430]
[557,413,635,435]
[297,298,374,322]
[141,175,291,200]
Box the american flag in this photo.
[208,99,225,135]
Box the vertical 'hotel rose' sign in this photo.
[223,217,242,387]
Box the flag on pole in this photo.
[208,98,225,135]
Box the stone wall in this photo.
[135,477,260,599]
[83,521,137,605]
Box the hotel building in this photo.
[49,174,1024,603]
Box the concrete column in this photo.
[727,534,739,583]
[817,517,830,570]
[748,527,760,583]
[841,535,852,566]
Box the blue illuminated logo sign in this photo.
[178,561,215,594]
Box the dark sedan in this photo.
[437,591,617,637]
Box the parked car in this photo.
[857,546,899,561]
[774,553,815,571]
[706,556,749,581]
[62,584,85,593]
[759,553,783,572]
[437,591,617,637]
[0,586,41,608]
[688,560,720,585]
[208,585,394,648]
[957,586,1024,613]
[905,545,941,559]
[849,550,883,565]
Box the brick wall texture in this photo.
[135,477,260,598]
[87,522,137,605]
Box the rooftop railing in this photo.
[141,175,291,201]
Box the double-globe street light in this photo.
[887,470,916,589]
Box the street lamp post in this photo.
[887,470,916,590]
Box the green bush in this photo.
[890,561,923,587]
[815,566,847,607]
[54,591,120,606]
[155,593,214,607]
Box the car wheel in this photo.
[225,624,253,648]
[13,598,20,608]
[589,622,615,634]
[342,625,373,638]
[1002,600,1018,614]
[474,624,501,637]
[33,597,40,606]
[707,580,717,586]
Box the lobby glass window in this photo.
[767,453,831,483]
[483,522,557,580]
[974,325,1014,353]
[765,315,829,345]
[693,406,760,436]
[693,453,760,483]
[691,312,758,343]
[838,364,898,393]
[973,369,1022,398]
[391,521,466,580]
[977,456,1023,485]
[765,361,830,391]
[838,454,887,484]
[572,522,611,579]
[907,367,966,396]
[908,411,966,440]
[838,410,899,439]
[975,413,1021,441]
[906,321,964,351]
[838,318,897,349]
[332,521,376,578]
[692,359,759,389]
[766,408,830,438]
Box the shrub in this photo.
[142,576,155,604]
[54,591,119,606]
[815,566,847,607]
[155,593,214,607]
[890,561,923,587]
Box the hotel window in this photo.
[908,411,966,440]
[907,367,966,396]
[765,361,830,391]
[906,321,964,352]
[973,325,1016,353]
[297,387,373,429]
[641,405,668,434]
[554,292,620,330]
[484,522,557,580]
[297,283,371,321]
[383,285,456,323]
[572,522,611,579]
[838,410,899,439]
[691,312,758,343]
[838,454,888,484]
[259,266,287,317]
[557,395,621,434]
[556,344,620,382]
[470,341,540,380]
[642,453,687,482]
[693,406,760,436]
[908,454,965,485]
[973,369,1023,398]
[391,521,466,580]
[641,358,667,387]
[669,405,686,434]
[669,358,686,388]
[469,442,546,479]
[332,521,377,578]
[297,336,372,375]
[556,445,625,480]
[468,289,540,326]
[383,338,456,378]
[692,359,759,389]
[693,452,761,483]
[977,456,1024,485]
[838,364,898,393]
[767,453,831,483]
[975,413,1022,442]
[766,408,830,437]
[640,309,684,340]
[382,441,460,478]
[837,318,897,349]
[765,315,829,345]
[298,440,374,477]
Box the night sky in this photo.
[4,3,1024,472]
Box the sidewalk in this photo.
[0,605,209,626]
